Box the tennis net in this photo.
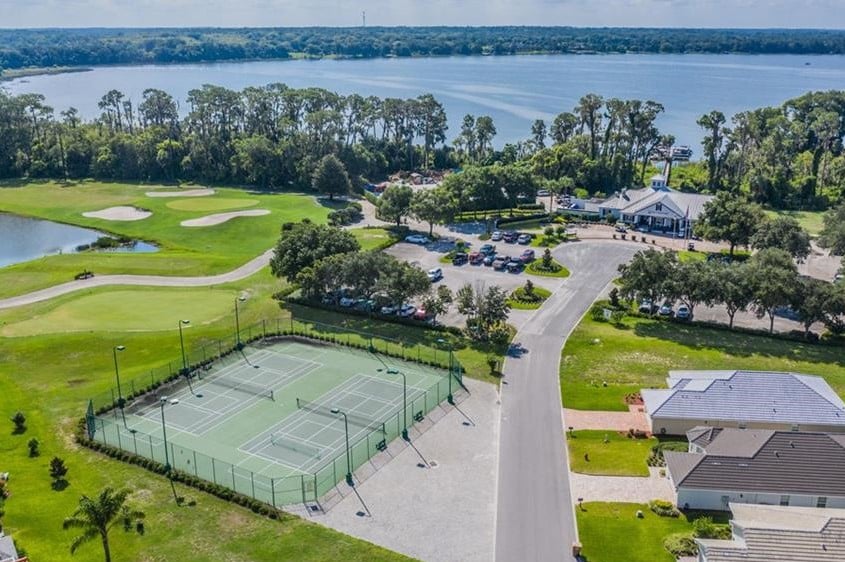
[296,398,386,432]
[269,433,323,459]
[201,374,274,401]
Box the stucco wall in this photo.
[676,488,845,511]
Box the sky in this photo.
[0,0,843,29]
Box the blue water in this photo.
[0,213,158,267]
[7,53,845,150]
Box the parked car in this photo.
[658,302,674,317]
[413,307,428,321]
[479,243,497,255]
[519,249,536,263]
[380,304,399,315]
[506,260,523,273]
[537,189,551,197]
[493,256,509,270]
[404,234,430,245]
[427,267,443,282]
[835,272,844,284]
[615,225,628,233]
[517,233,532,245]
[676,305,692,320]
[398,304,417,318]
[638,299,656,314]
[452,252,469,266]
[503,231,518,243]
[339,297,355,308]
[354,298,375,312]
[483,253,497,266]
[491,231,503,241]
[636,225,650,233]
[469,251,483,265]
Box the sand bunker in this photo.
[180,209,270,227]
[82,206,152,221]
[146,188,215,198]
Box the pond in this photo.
[0,213,158,268]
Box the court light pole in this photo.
[437,338,455,405]
[234,295,246,349]
[331,408,354,486]
[178,319,191,376]
[159,396,172,472]
[388,368,409,441]
[112,345,127,427]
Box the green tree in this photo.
[378,184,413,226]
[713,262,755,329]
[10,411,26,434]
[748,248,800,333]
[667,260,718,317]
[270,222,359,283]
[311,153,351,201]
[696,192,765,256]
[410,187,456,236]
[617,249,678,313]
[63,487,145,562]
[421,285,453,323]
[697,110,733,190]
[793,277,835,338]
[28,437,40,457]
[232,135,279,189]
[819,201,845,257]
[50,456,69,486]
[751,215,811,261]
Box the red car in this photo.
[469,251,483,265]
[519,249,536,263]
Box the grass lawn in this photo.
[0,180,332,298]
[0,270,412,562]
[526,258,570,278]
[766,209,826,236]
[561,313,845,411]
[350,227,401,251]
[566,430,653,476]
[507,285,551,310]
[577,502,725,562]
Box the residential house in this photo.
[0,533,25,562]
[664,427,845,511]
[642,370,845,436]
[696,503,845,562]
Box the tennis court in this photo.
[87,338,457,506]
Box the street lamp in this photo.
[177,319,191,376]
[159,396,173,472]
[112,345,127,427]
[234,295,246,349]
[388,368,409,441]
[437,338,455,405]
[331,408,354,486]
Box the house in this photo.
[642,370,845,436]
[597,175,713,234]
[696,503,845,562]
[664,427,845,511]
[0,533,25,562]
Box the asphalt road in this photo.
[495,241,637,562]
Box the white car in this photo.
[339,297,355,307]
[427,267,443,282]
[398,304,417,318]
[537,189,551,197]
[491,231,503,241]
[380,304,399,315]
[404,234,430,245]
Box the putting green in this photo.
[0,288,237,336]
[166,198,259,212]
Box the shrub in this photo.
[10,412,25,434]
[649,499,680,518]
[27,438,40,457]
[663,532,697,557]
[544,226,554,236]
[692,516,730,539]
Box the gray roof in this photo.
[0,533,18,562]
[666,431,845,497]
[686,427,775,457]
[698,503,845,562]
[644,370,845,428]
[598,186,713,219]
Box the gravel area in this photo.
[180,209,270,227]
[81,206,151,221]
[563,406,649,432]
[569,467,675,504]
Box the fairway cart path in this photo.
[0,248,274,310]
[495,241,637,562]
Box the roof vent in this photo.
[738,463,749,468]
[774,451,780,458]
[789,441,795,448]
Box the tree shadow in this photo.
[51,479,69,492]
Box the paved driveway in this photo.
[495,241,638,562]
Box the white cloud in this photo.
[0,0,842,28]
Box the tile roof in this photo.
[698,503,845,562]
[666,431,845,497]
[645,370,845,428]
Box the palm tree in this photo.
[63,487,145,562]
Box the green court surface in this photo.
[89,339,455,506]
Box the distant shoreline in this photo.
[0,66,92,82]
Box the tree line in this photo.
[4,27,845,71]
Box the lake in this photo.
[6,53,845,150]
[0,213,157,267]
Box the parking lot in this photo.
[386,236,569,330]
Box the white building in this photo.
[665,428,845,511]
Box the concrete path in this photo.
[314,378,500,562]
[0,249,274,310]
[570,467,675,504]
[495,241,638,562]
